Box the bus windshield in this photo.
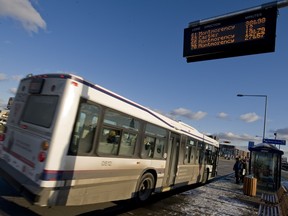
[22,95,59,128]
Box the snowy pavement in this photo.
[124,174,260,216]
[176,174,259,216]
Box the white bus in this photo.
[0,74,219,206]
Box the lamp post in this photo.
[237,94,268,141]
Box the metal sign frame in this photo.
[183,4,278,62]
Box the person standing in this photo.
[233,157,242,184]
[240,158,247,183]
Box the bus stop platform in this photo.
[158,172,288,216]
[80,173,262,216]
[153,173,260,216]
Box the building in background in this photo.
[219,143,250,160]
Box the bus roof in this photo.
[24,73,218,145]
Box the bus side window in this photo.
[141,123,167,159]
[98,128,121,155]
[142,136,155,158]
[205,145,215,165]
[68,101,99,155]
[198,142,205,164]
[118,132,137,156]
[153,138,165,159]
[97,109,140,156]
[184,139,197,164]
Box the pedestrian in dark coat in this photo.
[233,157,242,184]
[240,158,247,183]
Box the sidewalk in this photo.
[173,172,288,216]
[173,174,260,216]
[121,173,261,216]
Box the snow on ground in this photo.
[136,174,259,216]
[178,175,259,216]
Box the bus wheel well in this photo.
[134,169,157,202]
[144,169,157,187]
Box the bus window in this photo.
[141,123,167,159]
[205,145,211,164]
[22,95,58,128]
[206,144,217,165]
[198,142,205,164]
[143,136,156,158]
[185,140,190,163]
[184,138,197,164]
[154,137,165,159]
[119,132,137,156]
[178,136,187,165]
[68,101,99,155]
[103,110,140,131]
[98,109,140,156]
[99,128,121,155]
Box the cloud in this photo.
[170,107,207,120]
[11,75,23,81]
[275,128,288,140]
[0,73,23,82]
[0,0,46,33]
[217,112,229,119]
[275,128,288,134]
[216,128,288,145]
[239,112,260,123]
[0,73,7,81]
[9,88,17,95]
[216,132,261,143]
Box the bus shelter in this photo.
[249,143,283,191]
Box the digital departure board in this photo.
[183,6,278,62]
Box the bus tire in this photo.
[135,172,155,202]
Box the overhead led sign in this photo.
[183,6,278,62]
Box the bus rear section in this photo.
[0,74,82,206]
[0,74,166,206]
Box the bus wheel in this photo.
[135,172,155,202]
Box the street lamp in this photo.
[237,94,268,141]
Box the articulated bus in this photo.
[0,74,219,206]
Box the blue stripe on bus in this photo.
[40,170,66,181]
[40,168,166,181]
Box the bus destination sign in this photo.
[183,6,278,62]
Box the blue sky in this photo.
[0,0,288,151]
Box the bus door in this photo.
[163,133,180,188]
